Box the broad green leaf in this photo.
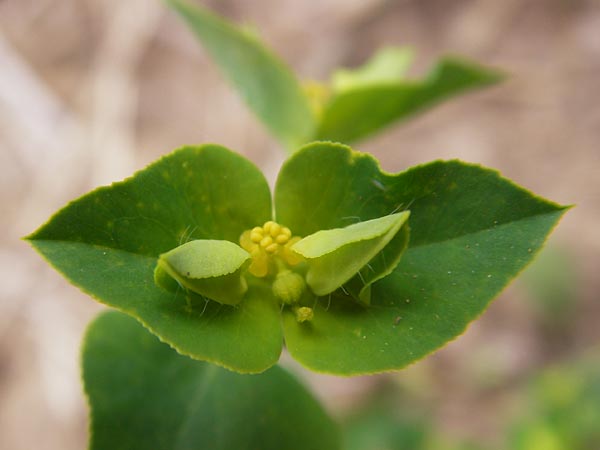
[83,311,341,450]
[156,239,250,305]
[316,58,504,144]
[332,46,414,92]
[167,0,315,150]
[276,142,568,374]
[293,211,410,298]
[27,145,281,373]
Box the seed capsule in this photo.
[272,270,305,304]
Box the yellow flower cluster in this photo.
[240,221,302,277]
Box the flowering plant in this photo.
[27,141,567,375]
[23,2,571,448]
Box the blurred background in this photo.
[1,0,599,449]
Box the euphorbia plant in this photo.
[26,141,567,375]
[25,1,570,448]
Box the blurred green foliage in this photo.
[519,243,578,324]
[167,0,503,151]
[342,349,600,450]
[511,352,600,450]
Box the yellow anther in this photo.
[269,223,281,237]
[260,236,273,248]
[248,252,268,277]
[275,234,289,244]
[281,237,303,266]
[263,221,275,233]
[239,230,254,253]
[240,221,302,279]
[265,243,279,254]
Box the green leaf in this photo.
[166,0,315,150]
[276,142,568,375]
[316,57,505,144]
[27,145,281,373]
[83,310,341,450]
[293,211,410,298]
[165,0,502,147]
[156,239,250,305]
[332,46,414,92]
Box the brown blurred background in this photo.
[1,0,599,449]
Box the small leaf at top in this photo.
[166,0,315,150]
[156,239,250,305]
[293,211,410,297]
[316,57,505,144]
[83,310,341,450]
[332,46,414,92]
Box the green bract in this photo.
[26,142,567,375]
[293,212,410,301]
[155,239,250,305]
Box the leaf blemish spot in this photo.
[370,178,386,191]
